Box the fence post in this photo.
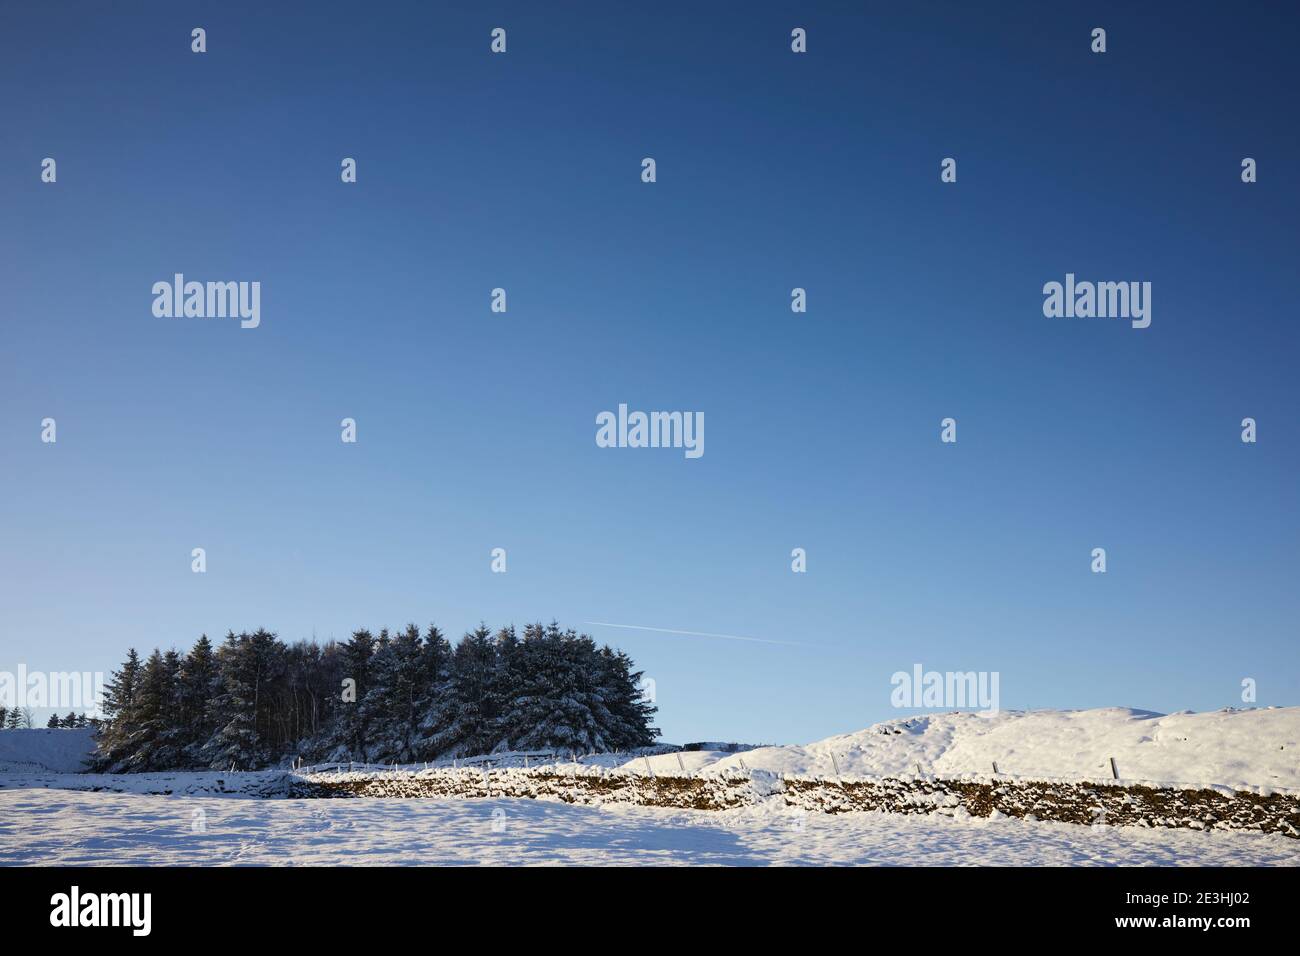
[991,761,999,775]
[1109,757,1118,780]
[829,752,842,782]
[676,753,686,775]
[642,755,655,778]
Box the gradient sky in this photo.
[2,1,1298,744]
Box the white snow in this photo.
[0,706,1293,795]
[1,788,1295,866]
[0,728,95,773]
[3,707,1297,865]
[642,707,1300,790]
[9,708,1287,791]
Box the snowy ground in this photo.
[2,787,1297,866]
[603,707,1300,791]
[3,708,1297,867]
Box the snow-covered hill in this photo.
[0,728,96,773]
[613,707,1300,790]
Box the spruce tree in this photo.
[596,646,660,749]
[93,648,142,770]
[330,629,375,761]
[486,625,524,750]
[177,635,219,766]
[437,625,497,756]
[123,649,178,771]
[368,624,434,763]
[413,625,453,760]
[101,648,141,721]
[509,624,606,753]
[205,633,262,770]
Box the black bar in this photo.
[0,865,1282,940]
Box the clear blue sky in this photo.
[2,1,1297,743]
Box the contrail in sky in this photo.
[583,621,808,647]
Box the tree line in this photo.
[0,706,91,730]
[46,712,95,728]
[93,621,659,772]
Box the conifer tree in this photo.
[596,646,660,749]
[136,649,166,768]
[205,632,282,775]
[93,648,142,770]
[509,624,606,752]
[370,624,435,762]
[437,625,497,756]
[331,629,375,761]
[486,624,524,750]
[413,625,453,760]
[177,634,219,765]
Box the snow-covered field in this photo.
[2,787,1297,866]
[3,708,1297,866]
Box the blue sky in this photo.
[2,1,1297,743]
